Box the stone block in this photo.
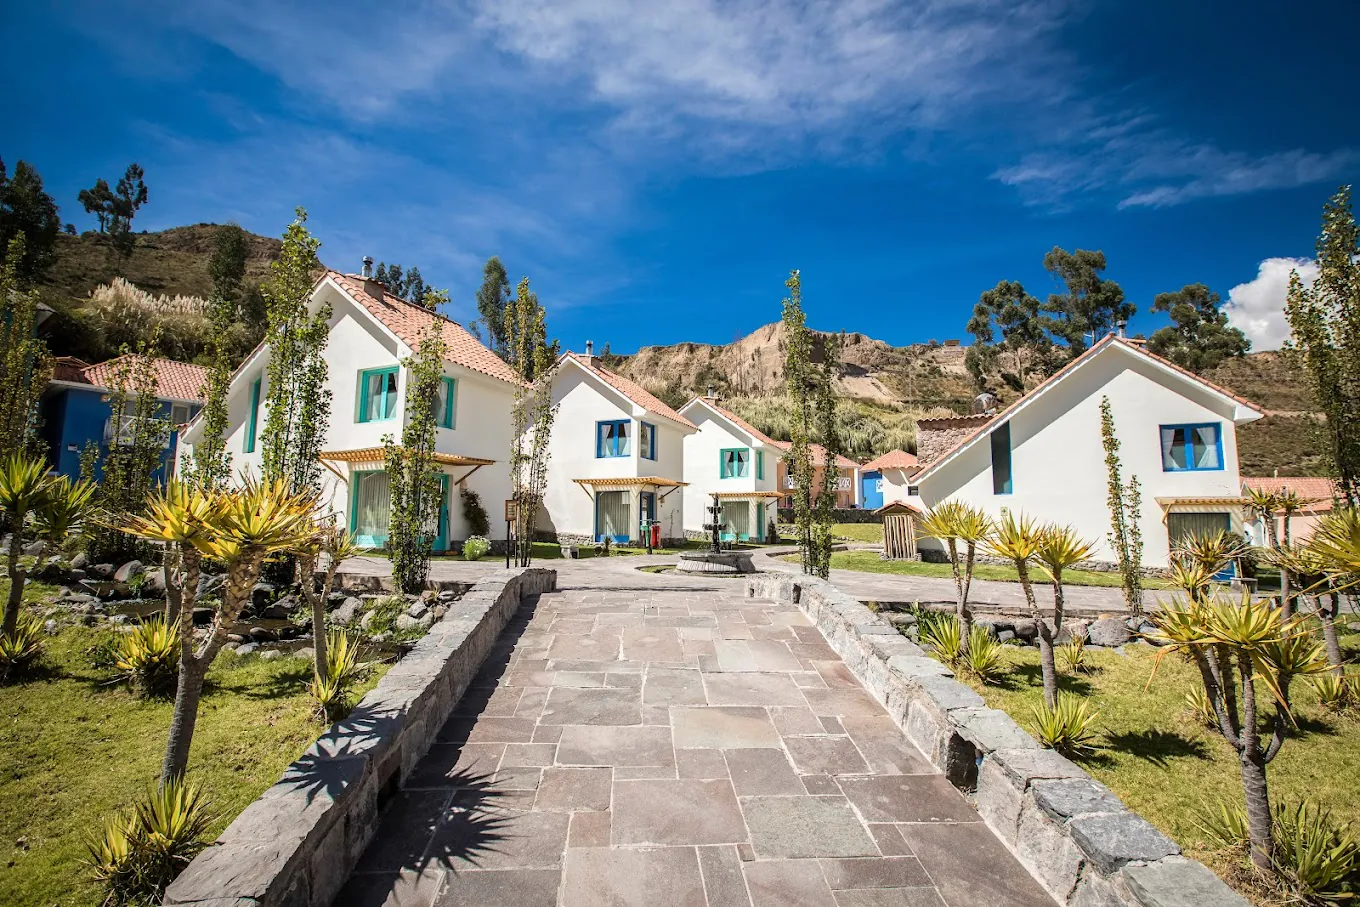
[1070,869,1128,907]
[1016,797,1086,901]
[974,756,1024,843]
[886,655,953,678]
[952,707,1040,754]
[1032,778,1124,822]
[1070,812,1179,875]
[986,747,1090,788]
[912,674,982,710]
[1120,857,1251,907]
[163,840,309,904]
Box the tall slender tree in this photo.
[966,280,1051,391]
[0,159,61,279]
[506,277,557,567]
[0,236,53,461]
[260,208,331,495]
[1042,247,1134,356]
[477,256,513,356]
[1100,396,1144,617]
[1285,185,1360,507]
[782,270,836,577]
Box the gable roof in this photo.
[73,356,208,403]
[770,440,859,471]
[1241,477,1337,513]
[680,397,780,446]
[913,335,1264,486]
[861,449,919,472]
[328,271,521,386]
[563,352,696,429]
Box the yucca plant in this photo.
[1312,672,1358,713]
[85,777,213,905]
[918,612,964,666]
[918,500,993,652]
[1030,693,1101,758]
[296,526,362,684]
[1058,633,1092,675]
[962,625,1007,684]
[1149,593,1330,870]
[1184,686,1218,728]
[1245,486,1283,549]
[1036,523,1096,698]
[0,609,44,681]
[1173,529,1246,586]
[32,474,98,552]
[309,629,363,721]
[0,451,59,638]
[986,512,1057,701]
[113,615,180,697]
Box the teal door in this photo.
[756,502,766,542]
[432,475,450,552]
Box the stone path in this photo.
[338,580,1056,906]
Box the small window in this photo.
[756,450,765,480]
[990,422,1012,494]
[721,448,751,478]
[435,376,456,429]
[244,376,261,453]
[359,367,399,423]
[171,403,191,425]
[907,485,920,496]
[597,420,630,457]
[640,421,656,460]
[1160,423,1222,471]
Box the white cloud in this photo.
[1223,257,1319,351]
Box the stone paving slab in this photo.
[338,584,1056,907]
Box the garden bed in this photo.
[797,549,1175,589]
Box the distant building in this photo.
[1240,476,1337,545]
[859,448,920,511]
[678,393,782,541]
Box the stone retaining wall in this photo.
[746,572,1248,907]
[164,567,557,907]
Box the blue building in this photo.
[40,355,207,481]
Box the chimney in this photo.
[361,256,374,278]
[361,256,385,300]
[1115,318,1127,339]
[706,383,717,400]
[583,340,594,365]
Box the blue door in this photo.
[861,470,884,510]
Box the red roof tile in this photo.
[565,353,696,429]
[861,449,919,472]
[79,356,208,402]
[329,271,522,386]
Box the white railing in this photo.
[784,475,853,492]
[105,414,173,448]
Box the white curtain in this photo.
[726,501,752,539]
[1194,426,1220,468]
[355,472,391,542]
[1160,427,1181,470]
[597,491,630,540]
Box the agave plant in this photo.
[0,452,60,638]
[918,500,994,652]
[962,625,1007,684]
[308,629,363,721]
[0,610,45,681]
[295,526,362,684]
[1311,508,1360,587]
[1173,529,1246,579]
[1036,524,1096,695]
[1058,633,1092,675]
[1184,686,1217,728]
[1244,486,1282,549]
[32,474,98,551]
[85,777,213,905]
[1031,693,1100,758]
[1149,592,1330,871]
[113,615,180,697]
[1312,672,1357,713]
[919,612,965,666]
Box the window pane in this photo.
[355,473,391,541]
[736,449,749,476]
[1161,427,1188,470]
[365,373,383,421]
[726,501,751,538]
[1193,425,1220,468]
[598,491,630,539]
[381,372,398,418]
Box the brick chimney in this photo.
[583,340,594,366]
[915,414,994,465]
[361,256,385,300]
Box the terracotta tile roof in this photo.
[1241,477,1337,512]
[686,398,780,446]
[771,440,859,471]
[329,271,522,386]
[861,449,919,472]
[914,335,1264,485]
[565,353,696,429]
[78,356,208,402]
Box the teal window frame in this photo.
[596,420,630,458]
[436,376,457,429]
[358,366,400,423]
[720,447,751,478]
[640,421,657,460]
[244,376,261,453]
[756,450,765,480]
[990,422,1012,494]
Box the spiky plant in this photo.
[918,500,994,652]
[0,452,58,638]
[32,474,98,552]
[1031,693,1101,759]
[0,610,44,681]
[113,615,180,697]
[1036,524,1096,699]
[1245,486,1282,549]
[296,525,362,684]
[986,512,1052,702]
[1149,593,1329,871]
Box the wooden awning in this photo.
[572,476,687,489]
[875,501,923,516]
[1154,496,1247,508]
[713,491,784,500]
[319,447,496,467]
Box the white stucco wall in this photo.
[539,361,690,541]
[916,347,1249,568]
[680,401,779,536]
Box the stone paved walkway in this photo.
[338,581,1056,907]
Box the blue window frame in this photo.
[244,376,261,453]
[756,450,765,480]
[436,376,456,429]
[639,421,657,460]
[358,366,399,422]
[721,447,751,478]
[990,422,1012,494]
[596,419,630,457]
[1160,423,1223,471]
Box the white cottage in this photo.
[178,268,522,550]
[538,349,696,545]
[912,335,1263,569]
[677,394,783,542]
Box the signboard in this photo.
[504,499,518,523]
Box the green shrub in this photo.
[113,615,179,697]
[1058,633,1092,674]
[1031,693,1101,758]
[463,535,491,561]
[1185,685,1218,728]
[0,611,45,681]
[962,625,1007,684]
[460,487,490,538]
[919,612,964,666]
[84,777,214,905]
[309,630,363,721]
[1313,672,1358,713]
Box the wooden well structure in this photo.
[876,501,922,560]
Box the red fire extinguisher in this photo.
[651,521,661,549]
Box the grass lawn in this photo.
[801,550,1175,589]
[966,637,1360,904]
[0,616,387,907]
[830,523,885,543]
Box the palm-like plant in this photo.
[1259,543,1343,673]
[32,475,98,550]
[0,452,59,638]
[1035,524,1096,704]
[296,525,362,683]
[1310,507,1360,582]
[1275,488,1320,547]
[1148,593,1329,871]
[1245,486,1282,549]
[985,512,1051,699]
[919,500,994,651]
[121,477,324,784]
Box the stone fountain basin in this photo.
[674,551,755,575]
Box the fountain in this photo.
[675,494,754,575]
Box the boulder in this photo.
[113,560,144,583]
[197,574,225,599]
[66,569,86,582]
[251,582,277,610]
[23,540,47,557]
[1087,617,1132,648]
[332,597,363,626]
[437,590,460,603]
[407,601,429,620]
[70,552,89,570]
[89,563,115,579]
[262,596,297,619]
[360,610,377,630]
[998,630,1016,643]
[395,613,434,632]
[294,647,316,661]
[247,626,278,643]
[1010,619,1038,641]
[143,567,166,596]
[35,560,68,583]
[883,612,918,628]
[259,650,282,661]
[278,625,302,640]
[227,633,247,644]
[235,643,258,656]
[1056,619,1090,643]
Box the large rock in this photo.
[143,567,167,596]
[89,563,115,579]
[332,597,363,626]
[407,601,429,620]
[113,560,144,583]
[251,582,277,610]
[1087,617,1132,648]
[35,560,68,582]
[70,551,89,570]
[197,573,225,599]
[262,596,297,619]
[23,540,47,557]
[191,608,215,626]
[395,613,434,633]
[248,626,278,643]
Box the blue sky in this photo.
[9,0,1358,353]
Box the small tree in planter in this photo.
[296,526,361,683]
[1034,524,1096,707]
[918,500,993,652]
[1149,594,1328,872]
